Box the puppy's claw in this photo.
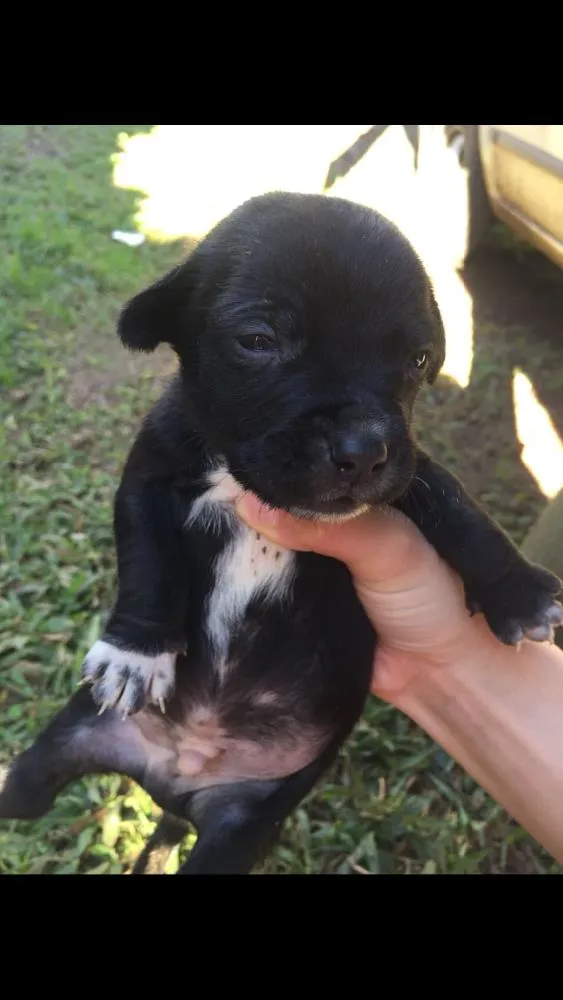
[81,640,177,718]
[82,655,109,686]
[470,564,562,648]
[546,603,563,627]
[526,623,554,643]
[509,626,525,645]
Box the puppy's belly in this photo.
[135,706,325,787]
[128,466,325,785]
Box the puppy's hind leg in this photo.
[131,814,190,875]
[178,783,280,875]
[0,687,149,822]
[179,742,342,875]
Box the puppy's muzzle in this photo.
[329,423,388,486]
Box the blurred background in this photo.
[1,124,563,874]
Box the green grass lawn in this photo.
[1,125,561,874]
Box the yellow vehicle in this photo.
[446,125,563,268]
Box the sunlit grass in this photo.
[113,125,477,390]
[112,125,373,242]
[513,368,563,498]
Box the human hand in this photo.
[235,495,500,704]
[236,495,563,863]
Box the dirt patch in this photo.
[68,338,177,408]
[24,125,63,162]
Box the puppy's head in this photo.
[120,193,445,519]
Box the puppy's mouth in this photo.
[228,439,415,523]
[231,465,412,523]
[282,465,413,522]
[288,496,370,523]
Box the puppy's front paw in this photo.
[468,562,563,646]
[82,640,176,717]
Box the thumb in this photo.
[235,493,472,659]
[234,493,434,590]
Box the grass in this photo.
[1,125,562,874]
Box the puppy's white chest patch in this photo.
[188,468,295,674]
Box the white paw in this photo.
[81,640,176,718]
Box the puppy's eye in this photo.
[413,351,428,371]
[238,333,277,353]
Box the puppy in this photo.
[1,192,562,875]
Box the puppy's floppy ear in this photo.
[118,261,194,353]
[427,288,446,384]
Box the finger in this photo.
[234,494,326,550]
[235,493,433,586]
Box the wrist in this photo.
[105,613,186,655]
[388,627,563,863]
[392,619,507,726]
[376,615,500,713]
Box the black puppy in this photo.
[2,193,562,875]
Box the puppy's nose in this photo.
[330,430,388,481]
